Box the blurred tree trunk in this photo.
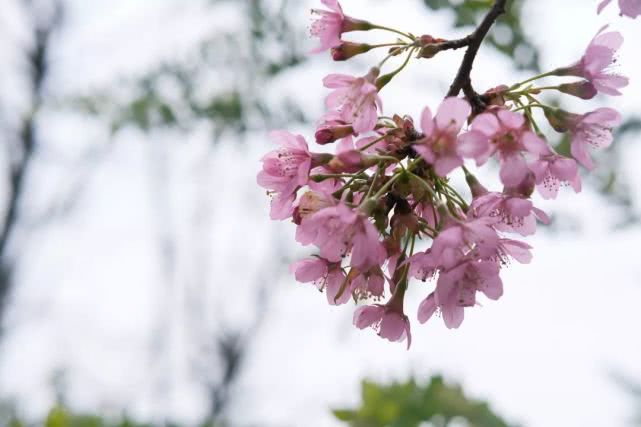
[0,0,63,332]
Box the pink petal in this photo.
[291,258,327,283]
[471,113,500,136]
[434,155,464,177]
[378,312,406,342]
[270,192,296,220]
[597,0,614,13]
[498,109,525,129]
[500,154,528,187]
[435,97,471,133]
[457,131,490,164]
[417,293,437,324]
[522,132,551,156]
[353,305,384,329]
[420,106,434,137]
[323,74,355,88]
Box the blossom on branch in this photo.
[257,0,628,347]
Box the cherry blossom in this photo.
[323,68,382,134]
[555,26,629,95]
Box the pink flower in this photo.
[569,108,621,170]
[310,0,369,53]
[323,68,382,134]
[351,268,385,300]
[296,202,387,270]
[464,109,545,187]
[528,145,582,200]
[471,191,550,236]
[598,0,641,18]
[257,131,313,220]
[353,304,412,348]
[420,258,503,329]
[291,257,350,305]
[413,98,487,176]
[407,250,439,282]
[431,215,500,261]
[556,26,629,95]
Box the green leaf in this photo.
[333,409,357,421]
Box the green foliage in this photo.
[424,0,539,70]
[70,0,308,138]
[333,376,514,427]
[3,405,155,427]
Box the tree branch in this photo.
[446,0,508,109]
[0,1,62,328]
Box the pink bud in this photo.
[558,81,598,100]
[543,108,581,133]
[331,42,372,61]
[315,125,354,145]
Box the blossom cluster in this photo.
[258,0,631,347]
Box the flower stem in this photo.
[358,133,388,152]
[509,71,558,90]
[369,24,414,41]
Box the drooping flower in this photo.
[464,109,546,187]
[598,0,641,18]
[290,257,350,305]
[419,257,503,329]
[471,191,550,236]
[350,267,386,300]
[431,213,500,261]
[528,145,582,200]
[413,97,487,176]
[570,108,621,169]
[554,26,629,95]
[323,68,382,134]
[545,107,622,170]
[353,302,412,348]
[296,202,387,271]
[407,250,439,282]
[257,131,313,220]
[310,0,371,54]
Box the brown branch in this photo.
[446,0,508,110]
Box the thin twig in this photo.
[446,0,508,110]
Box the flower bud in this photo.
[331,42,373,61]
[375,73,395,91]
[328,150,376,173]
[311,152,334,167]
[341,17,373,33]
[558,81,598,100]
[315,124,354,145]
[483,85,509,107]
[543,108,581,133]
[464,173,488,198]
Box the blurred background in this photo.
[0,0,640,426]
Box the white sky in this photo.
[1,0,640,426]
